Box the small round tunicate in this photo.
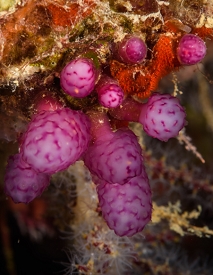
[60,57,97,98]
[139,93,186,141]
[118,35,147,64]
[96,76,124,108]
[177,34,206,65]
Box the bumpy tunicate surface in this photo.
[97,173,152,237]
[84,128,143,185]
[21,108,91,174]
[97,83,124,108]
[4,154,50,203]
[60,57,97,98]
[139,93,186,141]
[118,36,147,64]
[177,34,206,65]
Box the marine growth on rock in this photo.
[1,0,211,240]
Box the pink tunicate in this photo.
[97,172,152,237]
[139,93,186,141]
[20,108,91,174]
[60,57,97,98]
[84,128,143,185]
[95,76,124,108]
[177,34,206,65]
[4,154,50,203]
[118,35,147,64]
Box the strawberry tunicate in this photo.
[177,34,206,65]
[117,35,147,64]
[4,154,50,203]
[97,172,152,237]
[60,57,97,98]
[139,93,186,141]
[21,108,91,174]
[95,75,124,108]
[84,128,143,185]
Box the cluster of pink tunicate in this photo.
[4,34,206,237]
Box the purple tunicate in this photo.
[60,57,97,98]
[139,93,186,141]
[118,35,147,64]
[95,75,124,108]
[96,172,152,237]
[177,34,206,65]
[20,108,91,174]
[4,154,50,203]
[84,128,143,185]
[109,93,186,141]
